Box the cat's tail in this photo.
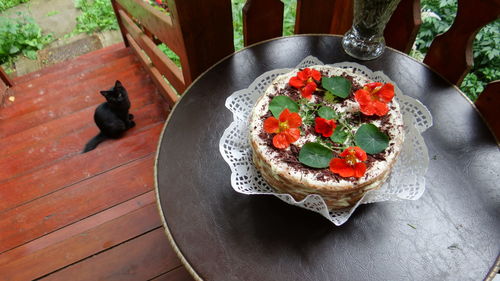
[82,132,107,153]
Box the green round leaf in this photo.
[298,142,333,168]
[269,95,299,118]
[354,124,389,154]
[330,125,348,144]
[321,76,352,98]
[318,106,337,120]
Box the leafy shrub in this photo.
[71,0,118,35]
[0,14,52,64]
[412,0,499,100]
[0,0,30,12]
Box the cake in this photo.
[249,66,405,209]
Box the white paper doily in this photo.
[219,56,432,225]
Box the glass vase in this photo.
[342,0,402,60]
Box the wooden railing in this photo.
[112,0,184,105]
[243,0,421,53]
[1,67,13,104]
[1,67,13,88]
[111,0,234,105]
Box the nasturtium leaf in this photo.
[318,106,337,120]
[330,125,348,144]
[354,124,389,154]
[321,76,352,98]
[298,142,332,168]
[269,95,299,118]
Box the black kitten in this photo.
[82,80,135,153]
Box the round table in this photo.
[155,35,499,281]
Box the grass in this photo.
[0,0,30,12]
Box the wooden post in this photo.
[0,66,13,87]
[168,0,234,83]
[111,0,130,47]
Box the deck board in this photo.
[0,44,193,280]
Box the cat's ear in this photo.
[115,80,123,88]
[100,90,112,98]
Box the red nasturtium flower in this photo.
[354,82,395,116]
[289,68,322,99]
[329,146,367,178]
[264,108,302,149]
[315,117,336,137]
[155,0,163,4]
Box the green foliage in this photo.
[46,11,60,17]
[299,142,332,168]
[0,14,52,64]
[158,43,181,68]
[269,95,299,117]
[71,0,118,35]
[322,76,351,98]
[412,0,499,101]
[354,124,389,154]
[0,0,30,12]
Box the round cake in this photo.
[249,66,404,209]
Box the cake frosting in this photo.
[249,65,404,209]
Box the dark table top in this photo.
[155,35,500,281]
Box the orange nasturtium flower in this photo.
[264,108,302,149]
[329,146,367,178]
[315,117,336,138]
[288,68,322,99]
[354,82,395,116]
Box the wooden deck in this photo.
[0,44,193,281]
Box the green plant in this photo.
[71,0,118,35]
[0,0,30,12]
[158,43,181,67]
[46,10,59,17]
[0,14,53,65]
[412,0,499,101]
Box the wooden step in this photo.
[0,124,164,213]
[0,155,156,254]
[0,193,161,280]
[11,47,133,97]
[1,54,141,119]
[13,44,128,85]
[0,84,164,158]
[39,228,182,281]
[0,68,153,138]
[0,101,166,183]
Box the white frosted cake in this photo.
[249,66,404,209]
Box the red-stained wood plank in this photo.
[12,44,129,86]
[0,124,164,213]
[0,83,161,158]
[0,68,151,138]
[151,266,195,281]
[0,101,166,182]
[0,192,156,267]
[39,228,182,281]
[1,55,141,119]
[0,155,156,254]
[0,200,162,281]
